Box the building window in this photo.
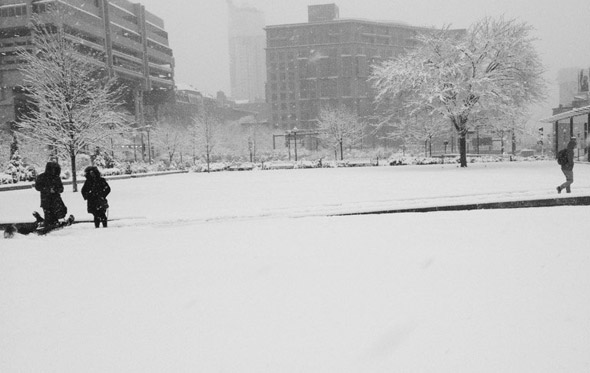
[319,57,337,77]
[342,56,354,77]
[341,78,352,97]
[319,79,337,98]
[1,5,27,17]
[356,56,368,77]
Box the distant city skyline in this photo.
[137,0,590,119]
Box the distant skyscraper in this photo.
[227,1,266,102]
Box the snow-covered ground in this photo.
[1,161,589,372]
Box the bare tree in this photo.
[15,8,127,191]
[372,17,546,167]
[191,107,221,172]
[152,120,189,165]
[414,114,449,157]
[317,105,365,160]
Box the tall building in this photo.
[541,67,590,156]
[0,0,175,130]
[227,0,266,103]
[556,68,584,106]
[265,3,460,131]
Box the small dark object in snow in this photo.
[3,224,17,239]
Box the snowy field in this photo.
[1,160,589,372]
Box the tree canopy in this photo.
[372,17,546,166]
[316,105,365,160]
[16,9,128,190]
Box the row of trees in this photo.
[10,8,263,190]
[148,110,278,171]
[8,8,547,192]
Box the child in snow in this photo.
[81,166,111,228]
[34,161,68,228]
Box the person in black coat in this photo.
[81,166,111,228]
[557,137,577,194]
[34,161,67,228]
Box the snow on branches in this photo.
[371,17,546,167]
[15,8,129,190]
[316,105,365,160]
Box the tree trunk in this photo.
[206,147,210,173]
[70,151,78,192]
[339,140,344,160]
[459,134,467,167]
[453,116,468,167]
[10,135,18,158]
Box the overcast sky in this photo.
[137,0,590,120]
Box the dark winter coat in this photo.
[34,162,67,218]
[81,167,111,214]
[561,139,577,171]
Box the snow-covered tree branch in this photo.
[15,8,129,190]
[191,106,221,172]
[152,120,189,165]
[317,105,365,160]
[371,17,546,166]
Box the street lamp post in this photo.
[146,125,152,164]
[133,132,137,162]
[140,132,145,162]
[293,127,298,162]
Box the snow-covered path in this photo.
[1,161,589,372]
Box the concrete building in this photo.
[541,67,589,158]
[0,0,175,131]
[264,3,459,132]
[227,0,266,103]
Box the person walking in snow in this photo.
[34,161,67,228]
[557,137,577,194]
[81,166,111,228]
